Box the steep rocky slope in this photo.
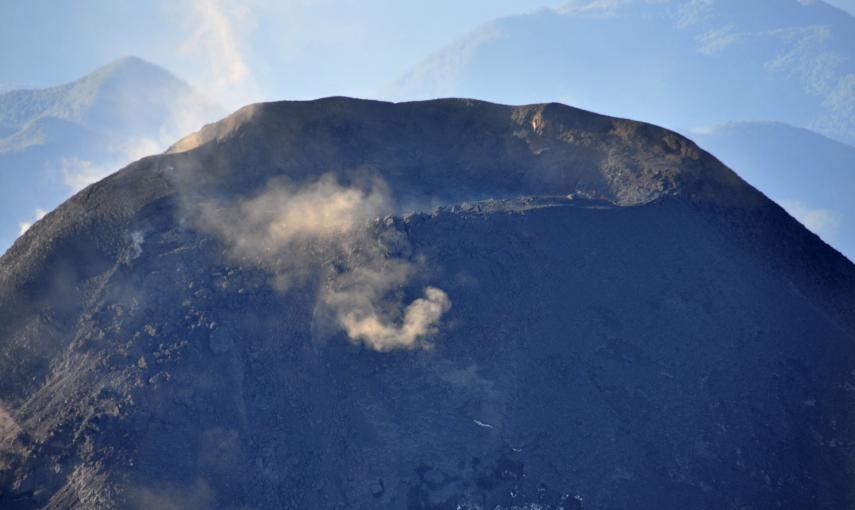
[1,98,854,509]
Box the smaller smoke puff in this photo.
[324,257,452,351]
[337,287,451,351]
[198,174,451,351]
[130,231,145,259]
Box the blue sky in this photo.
[2,0,854,109]
[1,0,572,109]
[4,0,854,109]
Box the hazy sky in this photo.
[830,0,855,14]
[0,0,568,110]
[3,0,855,108]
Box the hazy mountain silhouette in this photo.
[0,56,221,253]
[391,0,855,144]
[1,97,853,509]
[689,121,855,260]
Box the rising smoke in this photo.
[197,174,451,351]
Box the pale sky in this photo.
[3,0,854,108]
[0,0,567,109]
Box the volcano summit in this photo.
[1,98,854,509]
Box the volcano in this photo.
[1,98,854,509]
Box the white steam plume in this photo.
[17,208,47,236]
[780,199,842,238]
[198,174,451,351]
[179,0,259,110]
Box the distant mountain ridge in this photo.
[826,0,855,16]
[0,56,214,137]
[392,0,855,144]
[0,56,221,253]
[688,121,855,259]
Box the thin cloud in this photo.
[558,0,634,17]
[179,0,259,109]
[60,137,163,192]
[674,0,715,29]
[697,26,743,55]
[60,157,113,192]
[780,199,842,238]
[17,208,47,236]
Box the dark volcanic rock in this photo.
[1,97,854,509]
